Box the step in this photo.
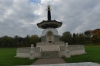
[41,51,59,58]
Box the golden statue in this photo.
[47,31,52,42]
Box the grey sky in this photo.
[0,0,100,37]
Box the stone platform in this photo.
[37,42,65,51]
[15,42,86,59]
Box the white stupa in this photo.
[36,5,65,52]
[37,5,62,43]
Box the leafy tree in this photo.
[72,33,76,44]
[84,30,92,43]
[60,31,72,44]
[0,38,1,47]
[12,35,20,47]
[84,30,92,38]
[29,35,39,47]
[78,33,86,44]
[23,35,30,47]
[75,33,80,44]
[0,36,12,47]
[91,29,100,44]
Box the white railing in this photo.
[17,47,30,53]
[17,47,41,53]
[68,45,85,51]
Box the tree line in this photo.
[0,35,40,47]
[0,29,100,47]
[60,29,100,44]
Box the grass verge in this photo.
[0,48,38,66]
[62,45,100,63]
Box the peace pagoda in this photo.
[15,5,86,59]
[37,5,62,43]
[36,5,65,52]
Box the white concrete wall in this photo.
[58,51,66,57]
[59,45,86,57]
[37,44,65,51]
[15,47,41,58]
[68,45,86,56]
[16,52,41,58]
[15,45,86,58]
[70,50,86,55]
[34,52,41,58]
[16,53,29,58]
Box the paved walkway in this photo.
[31,62,100,66]
[31,58,100,66]
[32,58,66,65]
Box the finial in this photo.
[47,5,51,10]
[47,5,51,21]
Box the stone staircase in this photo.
[41,51,59,58]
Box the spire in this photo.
[47,5,51,21]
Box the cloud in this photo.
[0,0,100,37]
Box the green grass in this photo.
[1,45,100,66]
[62,45,100,63]
[0,48,38,66]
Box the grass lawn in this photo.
[0,48,38,66]
[0,45,100,66]
[62,45,100,63]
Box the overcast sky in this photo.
[0,0,100,37]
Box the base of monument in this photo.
[37,42,65,51]
[48,41,52,43]
[15,43,86,59]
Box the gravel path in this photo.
[32,58,66,65]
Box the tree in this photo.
[84,30,92,38]
[84,30,92,43]
[73,33,76,43]
[72,33,79,44]
[0,38,1,47]
[23,35,30,47]
[12,35,20,47]
[0,36,12,47]
[78,33,86,44]
[60,31,72,44]
[29,35,39,47]
[91,29,100,44]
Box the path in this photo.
[31,62,100,66]
[32,58,66,65]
